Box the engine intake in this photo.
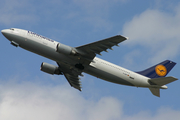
[56,43,76,55]
[40,62,62,75]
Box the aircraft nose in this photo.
[1,29,6,35]
[1,29,9,36]
[1,29,14,42]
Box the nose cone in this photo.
[1,29,9,37]
[1,29,6,35]
[1,29,14,42]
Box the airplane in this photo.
[1,28,178,97]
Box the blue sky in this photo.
[0,0,180,119]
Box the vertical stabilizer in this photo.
[138,60,178,97]
[137,60,176,78]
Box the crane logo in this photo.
[155,65,167,77]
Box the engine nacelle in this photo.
[56,43,76,55]
[40,62,62,75]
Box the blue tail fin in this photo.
[137,60,176,79]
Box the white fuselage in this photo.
[2,28,154,88]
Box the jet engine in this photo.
[56,43,77,55]
[40,62,62,75]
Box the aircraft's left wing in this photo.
[57,35,127,90]
[76,35,127,61]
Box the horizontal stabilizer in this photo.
[149,88,160,97]
[149,76,178,86]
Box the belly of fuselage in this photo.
[84,65,135,86]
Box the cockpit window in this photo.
[10,28,14,31]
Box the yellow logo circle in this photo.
[155,65,167,77]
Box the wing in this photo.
[57,35,127,90]
[64,73,82,91]
[76,35,127,60]
[57,62,83,91]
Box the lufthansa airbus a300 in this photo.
[1,28,178,97]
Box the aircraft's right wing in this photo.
[56,35,127,91]
[57,62,83,91]
[63,72,82,91]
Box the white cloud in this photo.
[0,78,123,120]
[123,107,180,120]
[0,77,180,120]
[122,4,180,63]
